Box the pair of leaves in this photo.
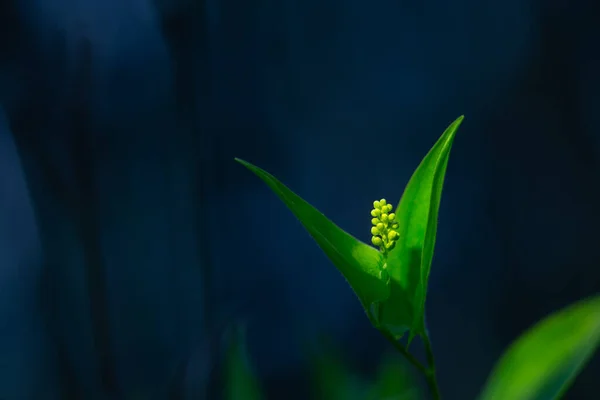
[235,117,600,399]
[235,115,463,341]
[380,116,462,339]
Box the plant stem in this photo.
[380,331,428,376]
[380,330,441,400]
[423,332,442,400]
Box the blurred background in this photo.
[1,0,600,399]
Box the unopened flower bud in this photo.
[370,198,400,254]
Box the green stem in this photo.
[380,330,428,376]
[379,329,441,400]
[423,332,442,400]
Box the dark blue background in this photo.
[1,0,600,399]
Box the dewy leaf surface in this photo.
[235,158,390,314]
[378,116,463,339]
[477,295,600,400]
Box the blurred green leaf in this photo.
[235,158,391,317]
[378,116,463,340]
[224,324,263,400]
[368,352,423,400]
[478,295,600,400]
[310,340,367,400]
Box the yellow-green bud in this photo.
[370,198,400,254]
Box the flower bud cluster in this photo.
[370,198,399,254]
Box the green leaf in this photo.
[309,339,367,400]
[235,158,390,316]
[224,324,264,400]
[378,116,463,339]
[478,295,600,400]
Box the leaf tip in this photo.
[234,158,254,170]
[451,115,465,130]
[442,115,464,144]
